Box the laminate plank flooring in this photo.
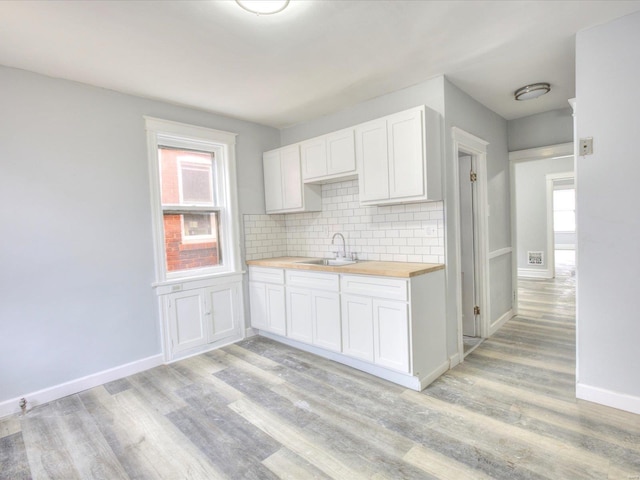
[2,255,640,479]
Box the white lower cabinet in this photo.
[247,266,446,391]
[249,267,287,336]
[160,275,244,361]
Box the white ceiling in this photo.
[1,0,640,129]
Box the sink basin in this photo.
[296,258,358,266]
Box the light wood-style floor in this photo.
[2,258,640,479]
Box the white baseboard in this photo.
[449,352,461,368]
[245,327,258,338]
[0,354,163,419]
[419,360,450,390]
[518,267,553,279]
[489,309,514,336]
[576,382,640,415]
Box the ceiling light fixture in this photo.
[514,82,551,101]
[236,0,290,15]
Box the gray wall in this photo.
[443,79,513,347]
[507,108,574,151]
[514,157,574,272]
[0,66,278,403]
[575,11,640,403]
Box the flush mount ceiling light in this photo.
[236,0,290,15]
[514,82,551,101]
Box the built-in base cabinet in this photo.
[249,266,447,390]
[158,275,244,361]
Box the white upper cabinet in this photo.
[356,105,442,205]
[263,144,321,214]
[301,128,357,183]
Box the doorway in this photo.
[458,153,481,355]
[452,128,490,361]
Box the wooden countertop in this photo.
[246,256,445,278]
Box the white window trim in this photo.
[145,117,241,284]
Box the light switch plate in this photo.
[580,137,593,156]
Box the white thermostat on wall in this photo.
[528,251,544,266]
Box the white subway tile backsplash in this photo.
[243,179,445,263]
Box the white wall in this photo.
[0,66,278,405]
[575,11,640,413]
[443,79,513,348]
[514,157,574,275]
[507,108,574,151]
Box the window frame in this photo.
[145,117,241,283]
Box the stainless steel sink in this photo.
[296,258,358,266]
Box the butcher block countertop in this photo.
[246,256,445,278]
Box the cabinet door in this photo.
[387,108,425,200]
[263,150,283,213]
[373,299,410,372]
[280,145,303,210]
[206,283,239,344]
[341,294,374,362]
[300,138,327,181]
[312,290,341,352]
[355,119,389,202]
[326,128,356,176]
[168,289,207,354]
[286,286,313,343]
[266,283,287,336]
[249,282,268,330]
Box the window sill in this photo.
[178,242,216,252]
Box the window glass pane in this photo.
[159,147,215,206]
[553,189,575,210]
[554,211,576,232]
[163,212,221,272]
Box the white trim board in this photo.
[576,382,640,415]
[0,354,163,419]
[489,247,512,260]
[509,142,574,163]
[518,268,553,279]
[489,309,514,336]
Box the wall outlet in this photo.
[424,225,438,237]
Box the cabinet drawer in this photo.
[341,275,408,301]
[249,267,284,284]
[286,269,339,291]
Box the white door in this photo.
[387,108,425,200]
[459,154,478,337]
[169,289,207,354]
[312,290,341,352]
[280,145,303,210]
[286,287,313,343]
[373,299,409,372]
[266,283,287,336]
[356,119,389,202]
[263,150,283,213]
[206,283,238,344]
[341,294,374,361]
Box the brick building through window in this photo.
[159,147,220,272]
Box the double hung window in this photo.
[146,118,240,281]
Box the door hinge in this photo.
[474,305,480,316]
[470,171,477,183]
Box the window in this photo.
[146,118,240,281]
[553,188,576,232]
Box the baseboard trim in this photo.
[449,352,461,368]
[245,327,258,338]
[576,382,640,415]
[489,309,514,336]
[0,354,163,419]
[518,267,553,279]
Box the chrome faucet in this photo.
[331,233,346,259]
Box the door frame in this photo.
[508,142,574,314]
[451,128,490,362]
